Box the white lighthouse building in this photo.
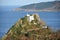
[26,14,34,22]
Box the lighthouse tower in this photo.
[26,14,34,22]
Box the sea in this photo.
[0,6,60,38]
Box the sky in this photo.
[0,0,55,6]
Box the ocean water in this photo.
[0,6,60,38]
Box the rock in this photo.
[2,14,53,40]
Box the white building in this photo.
[27,14,34,22]
[42,25,48,28]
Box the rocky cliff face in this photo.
[2,14,58,40]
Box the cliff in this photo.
[2,14,60,40]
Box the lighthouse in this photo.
[26,14,34,22]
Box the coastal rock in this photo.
[2,14,58,40]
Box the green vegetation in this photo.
[16,1,60,12]
[0,38,1,39]
[20,2,54,10]
[2,14,60,40]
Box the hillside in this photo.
[14,1,60,12]
[20,2,55,9]
[2,14,60,40]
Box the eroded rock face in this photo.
[2,14,60,40]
